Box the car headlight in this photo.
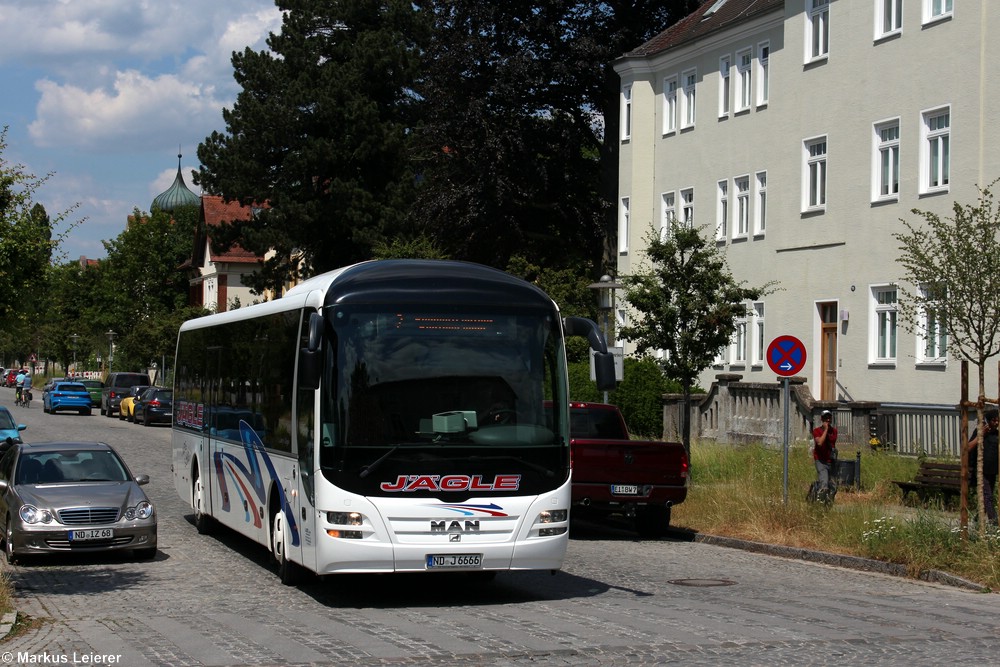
[19,505,53,524]
[125,501,154,521]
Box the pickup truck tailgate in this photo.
[572,440,687,485]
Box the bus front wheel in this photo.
[271,510,301,586]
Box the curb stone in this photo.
[0,611,16,638]
[694,533,989,592]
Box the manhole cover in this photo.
[668,578,737,587]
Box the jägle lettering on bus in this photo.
[380,474,522,492]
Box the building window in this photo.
[922,107,950,193]
[877,0,903,38]
[717,180,728,241]
[754,171,767,235]
[752,302,765,366]
[732,313,748,365]
[681,188,695,227]
[663,76,678,134]
[618,197,630,254]
[923,0,952,24]
[621,85,632,141]
[719,56,731,117]
[874,119,900,201]
[917,286,948,364]
[872,286,898,363]
[660,192,675,240]
[803,136,827,211]
[682,69,697,128]
[757,42,770,106]
[807,0,830,61]
[735,176,750,237]
[737,49,752,112]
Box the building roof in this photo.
[151,153,200,212]
[623,0,784,59]
[198,195,262,264]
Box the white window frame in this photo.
[660,192,676,240]
[754,170,767,235]
[806,0,830,62]
[923,0,952,25]
[681,188,695,228]
[803,136,828,212]
[916,285,948,365]
[732,312,748,366]
[681,69,697,129]
[618,197,630,254]
[751,301,765,366]
[756,42,770,107]
[876,0,903,39]
[663,76,678,135]
[921,106,950,194]
[870,285,898,365]
[621,85,632,141]
[872,119,900,202]
[719,56,731,118]
[736,49,752,112]
[716,180,728,241]
[734,175,750,237]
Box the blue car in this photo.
[0,406,26,446]
[43,382,93,416]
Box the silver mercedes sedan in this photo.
[0,441,157,563]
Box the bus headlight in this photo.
[536,509,568,537]
[326,511,364,539]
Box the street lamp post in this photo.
[106,330,116,374]
[70,334,79,376]
[587,274,622,402]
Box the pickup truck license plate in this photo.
[70,528,114,541]
[611,484,640,495]
[426,554,483,569]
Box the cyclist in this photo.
[14,369,26,405]
[21,371,32,407]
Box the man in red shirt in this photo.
[811,409,838,501]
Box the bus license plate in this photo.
[70,528,114,541]
[611,484,640,495]
[426,554,483,569]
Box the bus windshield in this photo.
[320,306,569,496]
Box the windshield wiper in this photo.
[359,446,399,479]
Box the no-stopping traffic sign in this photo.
[766,335,807,377]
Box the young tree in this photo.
[196,0,426,293]
[618,222,773,452]
[894,181,1000,535]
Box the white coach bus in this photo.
[172,259,615,583]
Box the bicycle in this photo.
[15,389,31,408]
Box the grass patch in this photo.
[672,441,1000,590]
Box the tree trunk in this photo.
[682,379,692,459]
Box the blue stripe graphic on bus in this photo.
[431,504,509,517]
[212,420,300,546]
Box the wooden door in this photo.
[819,302,837,401]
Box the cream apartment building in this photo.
[613,0,997,405]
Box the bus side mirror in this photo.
[299,312,323,390]
[563,316,616,391]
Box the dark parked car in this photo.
[0,441,157,563]
[118,385,151,422]
[133,388,172,426]
[101,372,150,418]
[43,382,93,416]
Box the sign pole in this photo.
[782,377,789,505]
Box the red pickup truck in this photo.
[568,401,689,537]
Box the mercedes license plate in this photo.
[426,553,483,569]
[611,484,640,495]
[70,528,114,541]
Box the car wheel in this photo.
[143,416,151,427]
[272,510,301,585]
[128,411,135,423]
[193,474,214,535]
[82,409,91,416]
[5,516,18,565]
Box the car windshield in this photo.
[0,410,15,430]
[56,383,87,392]
[16,450,130,484]
[81,380,102,389]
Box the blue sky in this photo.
[0,0,282,260]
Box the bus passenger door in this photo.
[292,385,317,570]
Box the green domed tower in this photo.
[151,153,200,212]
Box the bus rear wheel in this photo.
[271,510,301,586]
